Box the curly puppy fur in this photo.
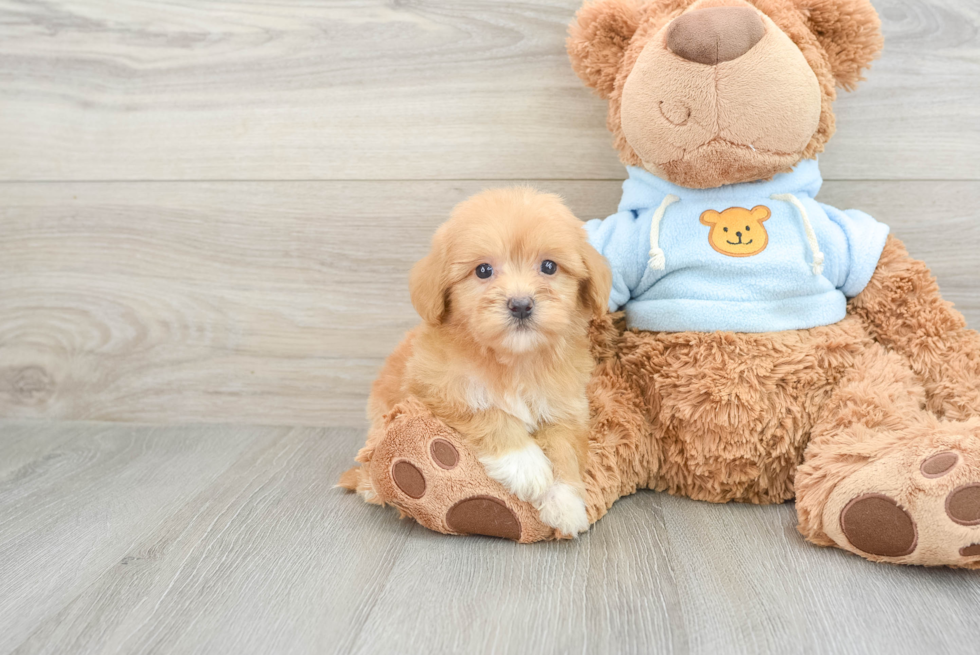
[349,188,611,536]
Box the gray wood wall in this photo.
[1,0,977,427]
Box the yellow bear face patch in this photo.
[700,205,771,257]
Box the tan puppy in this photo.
[367,188,611,535]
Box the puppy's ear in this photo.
[409,228,451,324]
[567,0,641,99]
[579,240,612,318]
[794,0,883,91]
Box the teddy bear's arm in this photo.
[583,211,651,312]
[850,235,980,421]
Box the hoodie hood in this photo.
[618,158,823,214]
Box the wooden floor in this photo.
[2,0,979,653]
[1,420,979,655]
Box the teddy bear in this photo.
[340,0,980,567]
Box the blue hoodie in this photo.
[584,159,890,333]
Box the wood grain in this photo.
[1,1,978,652]
[1,180,976,426]
[0,422,275,653]
[0,0,977,181]
[2,420,980,655]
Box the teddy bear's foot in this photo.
[347,401,560,543]
[822,425,980,567]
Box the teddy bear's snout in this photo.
[666,6,765,66]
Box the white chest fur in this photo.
[465,377,557,431]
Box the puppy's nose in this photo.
[507,297,534,320]
[666,6,765,66]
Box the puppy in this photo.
[357,188,611,536]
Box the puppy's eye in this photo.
[540,260,557,275]
[723,227,729,232]
[475,263,493,279]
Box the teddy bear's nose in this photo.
[666,6,765,66]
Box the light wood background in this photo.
[0,0,977,427]
[2,2,980,654]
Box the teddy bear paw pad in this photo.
[921,451,958,478]
[839,493,917,558]
[446,496,522,540]
[823,440,980,566]
[946,484,980,525]
[959,543,980,557]
[391,460,426,498]
[430,438,459,469]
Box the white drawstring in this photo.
[771,193,824,276]
[648,194,680,270]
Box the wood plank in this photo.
[352,493,980,655]
[4,423,414,655]
[4,421,980,654]
[1,180,976,426]
[0,0,977,182]
[0,419,84,478]
[0,421,276,652]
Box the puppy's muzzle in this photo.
[507,297,534,321]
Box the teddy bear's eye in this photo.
[745,226,751,231]
[723,227,728,232]
[475,263,493,279]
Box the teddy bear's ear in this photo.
[795,0,884,91]
[567,0,642,99]
[750,206,771,222]
[699,210,721,226]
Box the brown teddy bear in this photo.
[341,0,980,567]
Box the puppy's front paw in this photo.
[480,444,554,503]
[537,482,589,536]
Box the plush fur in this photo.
[342,0,980,567]
[567,0,882,187]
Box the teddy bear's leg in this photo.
[340,398,556,542]
[796,342,980,567]
[850,235,980,421]
[580,350,660,520]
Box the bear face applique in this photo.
[700,205,771,257]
